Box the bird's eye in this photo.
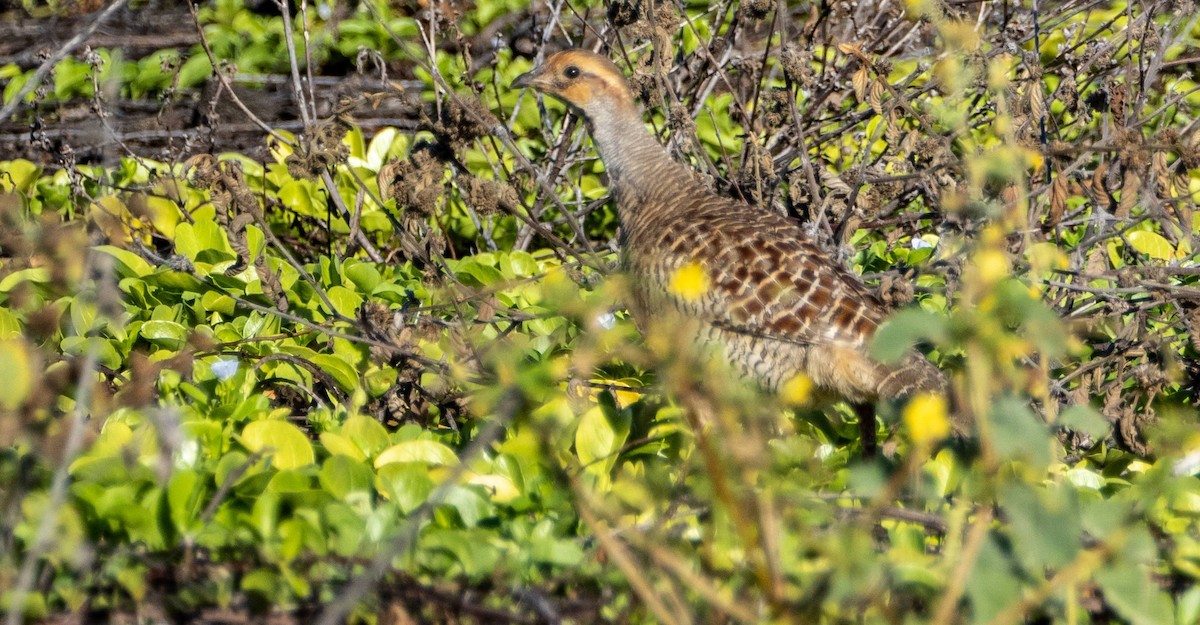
[564,65,581,79]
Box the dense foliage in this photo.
[2,0,1200,623]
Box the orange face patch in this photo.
[557,82,595,108]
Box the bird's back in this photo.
[619,184,938,403]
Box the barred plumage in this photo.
[515,49,948,440]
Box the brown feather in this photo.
[516,48,947,407]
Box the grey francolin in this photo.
[514,49,952,451]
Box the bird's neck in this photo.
[585,102,698,212]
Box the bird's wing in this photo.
[636,200,886,351]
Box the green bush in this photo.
[1,0,1199,623]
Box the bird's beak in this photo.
[513,67,543,90]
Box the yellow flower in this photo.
[669,262,710,302]
[903,392,951,446]
[972,249,1009,285]
[781,373,813,407]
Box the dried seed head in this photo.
[379,147,446,217]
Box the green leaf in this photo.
[847,462,888,498]
[420,528,502,577]
[341,415,390,458]
[1095,562,1174,625]
[215,450,252,487]
[319,455,374,499]
[344,125,366,160]
[172,222,200,261]
[531,537,585,567]
[1178,587,1200,625]
[0,308,21,339]
[167,470,204,534]
[575,397,631,490]
[144,270,204,293]
[364,365,398,397]
[177,54,213,88]
[266,469,312,493]
[1058,404,1110,439]
[319,432,367,461]
[95,245,153,277]
[60,336,123,370]
[115,563,149,602]
[966,535,1023,625]
[507,250,540,278]
[682,22,700,55]
[1080,498,1127,538]
[324,502,369,557]
[988,395,1050,469]
[242,312,269,339]
[279,180,325,218]
[241,568,283,603]
[310,354,359,392]
[326,285,363,318]
[375,440,459,467]
[1126,230,1175,260]
[376,463,434,513]
[241,421,316,470]
[140,320,188,350]
[343,260,382,293]
[453,258,505,286]
[365,127,398,170]
[69,301,97,335]
[245,225,265,264]
[870,308,949,364]
[437,486,493,528]
[1000,482,1081,571]
[200,291,236,315]
[1064,467,1104,490]
[175,219,231,262]
[3,588,48,620]
[0,267,50,292]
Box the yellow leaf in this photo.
[903,392,951,446]
[0,338,33,410]
[90,196,137,244]
[374,440,459,468]
[590,377,643,408]
[144,195,181,238]
[0,159,41,193]
[241,420,315,470]
[318,432,367,461]
[669,262,710,302]
[466,473,520,504]
[1025,241,1069,272]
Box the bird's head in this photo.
[513,49,637,118]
